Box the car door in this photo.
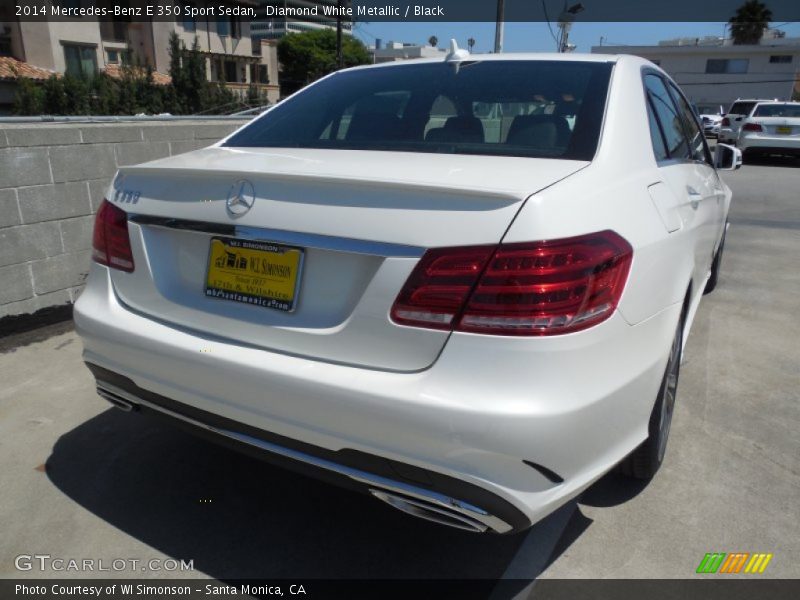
[666,80,727,258]
[644,73,720,294]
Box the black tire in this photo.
[704,225,726,294]
[618,312,683,480]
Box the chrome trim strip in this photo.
[128,215,424,258]
[96,382,513,534]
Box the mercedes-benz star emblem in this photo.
[225,179,256,217]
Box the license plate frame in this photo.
[204,236,304,313]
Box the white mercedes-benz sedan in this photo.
[736,101,800,160]
[75,51,739,534]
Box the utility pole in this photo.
[557,3,584,53]
[336,0,344,68]
[494,0,504,53]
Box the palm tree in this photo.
[729,0,772,45]
[467,37,476,52]
[428,36,438,48]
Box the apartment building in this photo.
[0,0,279,113]
[592,32,800,108]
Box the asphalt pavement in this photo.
[1,156,798,592]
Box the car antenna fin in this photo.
[446,39,470,62]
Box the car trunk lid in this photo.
[107,147,587,371]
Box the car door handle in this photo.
[687,187,702,209]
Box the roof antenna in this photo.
[446,39,470,62]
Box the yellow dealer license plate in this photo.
[205,237,304,312]
[776,126,792,134]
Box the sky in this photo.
[351,21,800,54]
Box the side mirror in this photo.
[715,143,742,170]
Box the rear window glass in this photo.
[224,60,613,161]
[728,101,756,115]
[753,104,800,118]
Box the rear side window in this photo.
[666,82,710,164]
[753,104,800,118]
[728,101,756,116]
[646,96,669,161]
[644,74,689,160]
[224,60,613,161]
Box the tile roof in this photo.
[0,56,58,81]
[103,64,172,86]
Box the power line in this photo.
[541,0,559,48]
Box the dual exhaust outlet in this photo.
[96,385,510,534]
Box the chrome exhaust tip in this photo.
[97,387,137,412]
[369,489,489,533]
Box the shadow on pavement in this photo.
[578,470,649,508]
[46,406,585,590]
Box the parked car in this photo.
[695,104,725,137]
[736,101,800,160]
[75,51,739,534]
[717,98,778,144]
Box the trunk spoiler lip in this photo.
[115,147,591,202]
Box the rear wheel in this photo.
[704,225,726,294]
[618,313,683,480]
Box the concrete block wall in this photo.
[0,120,246,319]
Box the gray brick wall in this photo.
[0,119,245,319]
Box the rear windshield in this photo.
[728,101,756,115]
[224,60,613,161]
[753,104,800,118]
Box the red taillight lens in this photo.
[91,199,134,272]
[742,122,763,132]
[721,117,730,126]
[391,246,496,329]
[391,231,632,336]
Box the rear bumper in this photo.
[738,135,800,156]
[74,263,680,531]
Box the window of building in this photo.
[181,3,196,32]
[63,44,97,78]
[107,49,119,64]
[217,16,241,39]
[705,58,749,74]
[0,33,12,57]
[224,60,238,83]
[250,64,268,84]
[769,55,793,64]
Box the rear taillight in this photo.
[391,231,632,336]
[92,199,134,272]
[742,122,763,132]
[721,117,730,126]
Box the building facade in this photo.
[370,41,446,64]
[0,0,280,113]
[592,33,800,109]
